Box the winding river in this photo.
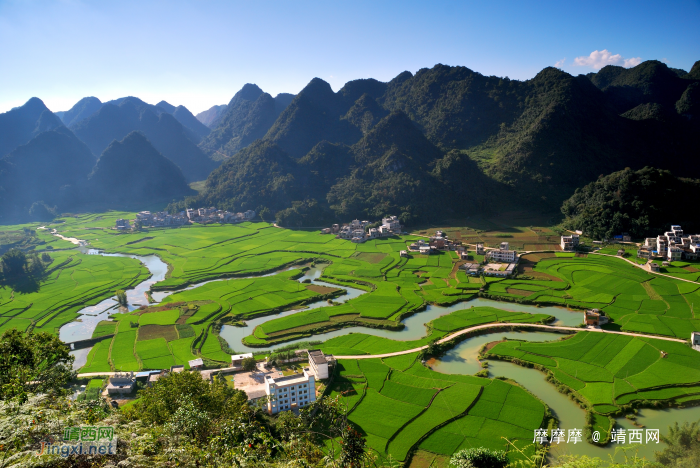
[432,331,700,463]
[56,233,700,464]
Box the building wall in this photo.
[266,373,316,414]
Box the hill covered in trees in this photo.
[70,97,218,181]
[198,84,295,159]
[560,167,700,239]
[86,132,194,208]
[181,59,699,226]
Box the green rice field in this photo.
[4,212,700,461]
[331,353,549,464]
[486,332,700,415]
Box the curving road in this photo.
[332,322,687,360]
[77,322,689,377]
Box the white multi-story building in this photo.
[656,236,668,257]
[378,226,392,237]
[308,350,329,379]
[487,244,518,263]
[382,216,401,232]
[265,369,316,414]
[560,234,580,251]
[668,246,683,261]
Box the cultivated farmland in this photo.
[331,353,548,464]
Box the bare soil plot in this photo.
[305,284,340,294]
[137,324,178,341]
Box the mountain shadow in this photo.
[0,98,64,157]
[0,127,95,223]
[86,132,194,208]
[70,97,218,181]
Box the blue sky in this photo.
[1,0,698,114]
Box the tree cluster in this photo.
[561,167,700,240]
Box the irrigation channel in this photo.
[54,232,700,463]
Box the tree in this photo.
[656,421,700,466]
[41,252,51,263]
[242,356,258,372]
[450,447,508,468]
[133,370,247,425]
[28,252,45,277]
[116,289,127,307]
[28,201,57,221]
[0,329,75,402]
[259,206,272,222]
[1,249,27,278]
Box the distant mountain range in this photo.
[196,104,228,128]
[0,102,193,222]
[175,59,700,226]
[1,59,698,225]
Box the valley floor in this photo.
[4,211,700,465]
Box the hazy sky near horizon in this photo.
[1,0,699,115]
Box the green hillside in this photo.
[190,60,699,225]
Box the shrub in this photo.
[450,447,508,468]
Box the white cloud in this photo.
[573,49,642,70]
[554,58,566,68]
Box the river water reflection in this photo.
[432,331,700,464]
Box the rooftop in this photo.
[308,349,327,365]
[266,372,311,386]
[231,353,254,361]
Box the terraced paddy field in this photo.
[5,212,700,463]
[485,332,700,418]
[0,249,149,335]
[330,353,548,464]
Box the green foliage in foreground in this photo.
[0,328,75,402]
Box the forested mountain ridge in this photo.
[56,96,102,127]
[70,97,218,181]
[0,127,95,222]
[196,104,228,128]
[561,167,700,239]
[184,59,698,225]
[0,98,64,157]
[87,131,194,207]
[198,84,296,160]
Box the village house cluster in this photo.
[404,230,461,256]
[114,208,255,230]
[322,215,402,243]
[638,225,700,263]
[460,241,519,278]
